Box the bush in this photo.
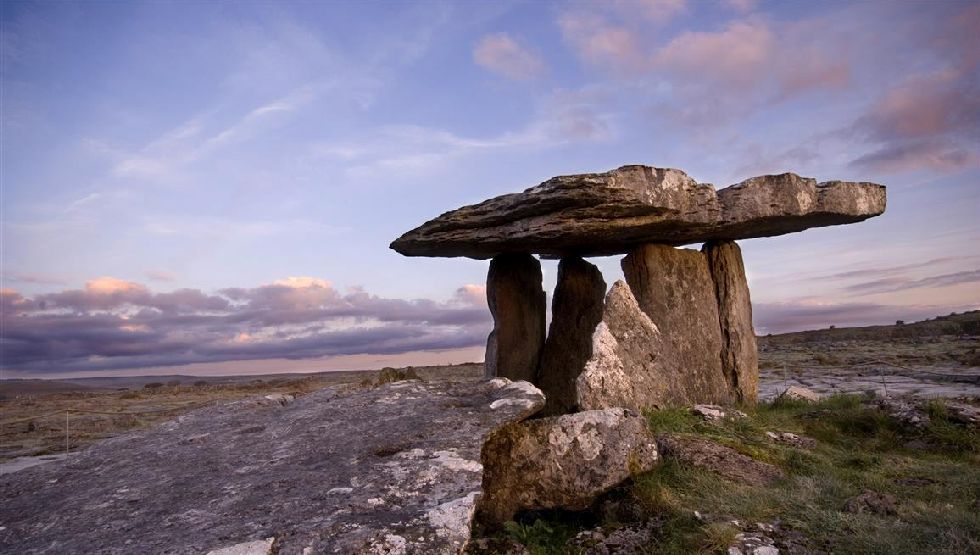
[143,382,164,390]
[376,367,420,385]
[193,380,209,387]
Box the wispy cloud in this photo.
[843,269,980,295]
[312,88,613,177]
[474,33,544,80]
[754,300,978,334]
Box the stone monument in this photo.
[392,165,885,414]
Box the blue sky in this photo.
[2,0,978,377]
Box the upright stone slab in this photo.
[622,244,731,404]
[537,257,606,415]
[485,253,546,381]
[704,240,759,403]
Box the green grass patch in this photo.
[482,395,979,554]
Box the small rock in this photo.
[876,397,929,427]
[778,386,821,403]
[693,404,748,421]
[843,490,898,516]
[206,537,275,555]
[765,431,817,449]
[693,404,727,421]
[728,532,779,555]
[263,393,294,406]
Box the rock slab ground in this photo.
[0,378,544,555]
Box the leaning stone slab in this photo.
[478,408,658,524]
[623,245,732,405]
[577,280,667,410]
[485,253,546,381]
[0,378,544,555]
[391,165,885,259]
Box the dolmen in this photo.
[392,165,885,415]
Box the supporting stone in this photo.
[485,253,546,381]
[537,257,606,415]
[704,240,759,403]
[621,244,731,405]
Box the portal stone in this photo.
[485,253,546,381]
[704,240,758,403]
[622,244,731,405]
[537,257,606,415]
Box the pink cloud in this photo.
[559,11,851,125]
[653,18,776,90]
[86,276,147,295]
[473,33,544,80]
[850,5,979,174]
[558,12,645,72]
[612,0,688,24]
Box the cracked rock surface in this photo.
[0,378,544,555]
[391,165,885,259]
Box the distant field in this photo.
[0,363,483,462]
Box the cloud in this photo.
[145,269,177,282]
[850,4,980,173]
[313,88,612,177]
[842,269,980,295]
[558,10,850,126]
[1,277,492,374]
[754,300,978,334]
[2,272,67,285]
[473,33,544,80]
[723,0,757,12]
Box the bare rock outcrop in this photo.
[478,408,659,524]
[705,240,758,403]
[622,245,732,405]
[0,378,545,555]
[537,257,606,415]
[391,165,885,259]
[657,434,784,487]
[485,253,546,381]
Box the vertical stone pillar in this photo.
[621,244,731,404]
[704,240,759,403]
[537,257,606,415]
[485,253,546,381]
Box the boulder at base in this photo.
[478,408,659,524]
[0,378,545,555]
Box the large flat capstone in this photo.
[391,165,885,259]
[0,378,545,555]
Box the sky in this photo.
[1,0,978,378]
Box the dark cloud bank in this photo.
[3,275,976,376]
[1,279,491,375]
